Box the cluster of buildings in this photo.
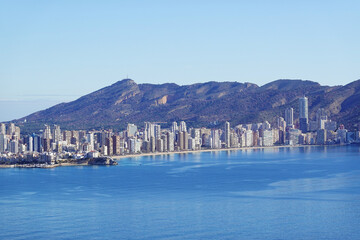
[1,97,360,164]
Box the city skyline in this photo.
[2,95,358,166]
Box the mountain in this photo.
[15,79,360,132]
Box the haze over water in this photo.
[1,145,360,240]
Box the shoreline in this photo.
[0,144,354,168]
[0,162,89,169]
[0,157,117,169]
[112,144,343,160]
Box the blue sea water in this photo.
[1,145,360,240]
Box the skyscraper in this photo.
[32,134,42,152]
[171,122,178,133]
[299,97,309,119]
[87,133,94,151]
[285,108,294,127]
[0,123,5,135]
[144,122,158,141]
[44,124,52,139]
[9,140,18,154]
[7,123,15,136]
[0,134,7,152]
[154,124,161,139]
[167,131,175,152]
[52,125,62,143]
[179,121,187,133]
[28,135,33,152]
[277,117,286,131]
[178,131,188,150]
[299,96,309,133]
[224,121,230,148]
[211,129,221,149]
[316,108,328,130]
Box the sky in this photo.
[1,0,360,121]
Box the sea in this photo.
[0,145,360,240]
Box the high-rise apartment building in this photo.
[105,137,113,156]
[32,134,42,152]
[167,131,175,152]
[154,124,161,139]
[9,140,18,154]
[285,108,294,127]
[277,117,286,131]
[224,121,230,148]
[112,135,121,155]
[63,131,72,144]
[44,125,52,139]
[179,121,187,133]
[299,97,309,119]
[171,122,178,133]
[299,97,309,133]
[144,122,158,141]
[7,123,16,136]
[178,131,188,150]
[211,129,221,149]
[52,125,62,143]
[316,108,328,130]
[0,123,6,135]
[0,134,7,152]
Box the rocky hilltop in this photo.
[16,78,360,131]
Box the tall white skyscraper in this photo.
[167,131,175,152]
[154,124,161,139]
[285,108,294,127]
[53,125,62,142]
[44,124,52,139]
[144,122,154,141]
[179,121,187,133]
[144,122,160,141]
[224,121,230,148]
[211,129,221,149]
[87,133,94,151]
[28,136,33,152]
[171,122,178,133]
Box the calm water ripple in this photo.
[0,145,360,240]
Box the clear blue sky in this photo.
[1,0,359,121]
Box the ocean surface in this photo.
[1,145,360,240]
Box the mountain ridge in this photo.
[14,79,360,132]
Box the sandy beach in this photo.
[112,144,325,160]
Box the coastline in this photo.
[0,144,352,168]
[0,162,89,169]
[0,157,117,169]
